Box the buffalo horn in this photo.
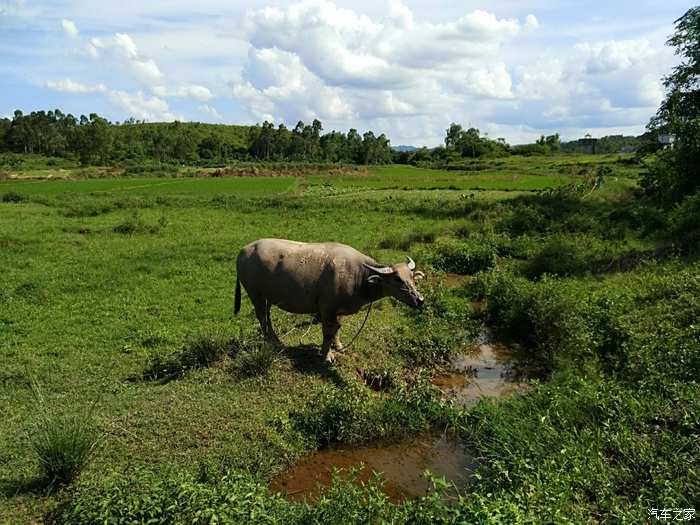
[406,256,416,270]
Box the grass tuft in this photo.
[29,412,97,488]
[230,342,279,379]
[142,332,232,381]
[112,211,165,234]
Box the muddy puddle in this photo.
[270,433,474,502]
[433,329,529,407]
[271,328,528,503]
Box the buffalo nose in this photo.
[416,295,425,307]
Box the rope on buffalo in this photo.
[279,301,374,352]
[338,301,374,352]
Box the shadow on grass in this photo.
[0,476,51,497]
[283,344,347,387]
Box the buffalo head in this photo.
[364,256,425,308]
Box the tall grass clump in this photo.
[112,211,166,234]
[377,228,437,250]
[142,332,232,381]
[229,341,279,379]
[30,413,98,487]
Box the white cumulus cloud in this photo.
[152,84,213,101]
[61,18,78,38]
[234,0,535,126]
[107,90,179,121]
[199,104,223,121]
[46,78,106,93]
[87,33,163,85]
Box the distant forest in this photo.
[0,110,392,166]
[0,109,644,168]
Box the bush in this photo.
[477,269,599,374]
[419,236,497,274]
[290,375,445,447]
[667,192,700,250]
[476,262,700,383]
[523,234,608,279]
[460,377,700,523]
[51,470,292,524]
[30,412,97,487]
[2,191,25,203]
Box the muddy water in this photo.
[433,329,528,407]
[271,328,527,503]
[270,433,474,502]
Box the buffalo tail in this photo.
[234,275,241,315]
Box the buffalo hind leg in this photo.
[252,295,281,347]
[321,315,341,363]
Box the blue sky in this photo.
[0,0,694,145]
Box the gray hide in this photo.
[234,238,425,362]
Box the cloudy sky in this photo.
[0,0,693,145]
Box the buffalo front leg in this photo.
[321,316,341,363]
[252,295,281,347]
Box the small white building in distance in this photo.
[658,134,675,146]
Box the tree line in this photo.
[247,119,392,164]
[0,110,393,166]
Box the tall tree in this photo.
[645,7,700,200]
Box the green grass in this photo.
[0,176,296,196]
[1,155,697,523]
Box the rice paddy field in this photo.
[1,156,697,523]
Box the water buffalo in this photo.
[234,238,425,362]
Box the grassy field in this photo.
[1,156,697,523]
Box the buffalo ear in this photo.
[367,274,382,284]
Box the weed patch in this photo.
[142,332,232,381]
[2,191,26,203]
[112,212,167,234]
[230,343,279,379]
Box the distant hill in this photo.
[392,145,418,152]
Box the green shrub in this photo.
[523,234,608,279]
[2,191,25,203]
[419,236,497,274]
[51,470,292,524]
[476,262,700,383]
[496,204,548,235]
[478,269,599,373]
[290,376,444,447]
[30,412,97,487]
[460,377,700,522]
[668,192,700,250]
